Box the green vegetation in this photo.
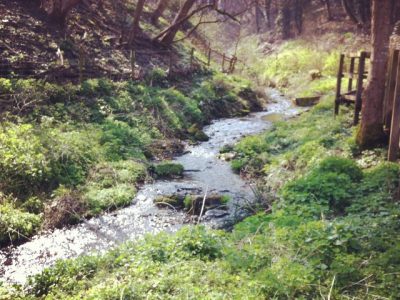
[5,27,396,299]
[151,162,184,179]
[9,35,398,299]
[13,156,400,299]
[236,33,368,99]
[0,72,260,245]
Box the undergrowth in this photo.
[0,72,261,245]
[11,156,400,299]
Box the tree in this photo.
[159,0,197,45]
[264,0,272,28]
[151,0,169,25]
[41,0,82,23]
[128,0,146,44]
[255,0,264,33]
[356,0,393,147]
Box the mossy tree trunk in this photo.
[356,0,393,148]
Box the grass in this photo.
[11,99,400,299]
[12,157,400,299]
[0,71,261,245]
[151,162,184,179]
[6,32,396,300]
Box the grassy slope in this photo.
[0,71,261,246]
[4,36,400,299]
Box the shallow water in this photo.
[0,89,301,285]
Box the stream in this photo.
[0,89,302,285]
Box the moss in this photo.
[151,162,184,179]
[356,122,387,150]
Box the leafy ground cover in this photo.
[6,154,399,299]
[0,71,262,246]
[4,37,399,300]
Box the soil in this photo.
[0,0,184,82]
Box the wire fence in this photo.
[0,42,244,83]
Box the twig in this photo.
[197,186,209,225]
[327,275,336,300]
[155,202,178,212]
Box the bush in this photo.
[100,119,149,161]
[0,202,41,245]
[317,156,363,182]
[45,126,102,187]
[0,123,48,196]
[282,157,362,214]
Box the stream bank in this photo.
[0,89,301,285]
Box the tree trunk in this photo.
[160,0,196,45]
[341,0,359,24]
[43,0,82,23]
[323,0,332,21]
[255,0,263,33]
[129,0,146,44]
[151,0,169,25]
[357,0,393,148]
[264,0,272,28]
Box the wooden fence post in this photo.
[347,57,355,92]
[222,54,225,72]
[78,46,85,83]
[353,51,367,125]
[384,49,400,131]
[388,58,400,161]
[334,54,345,115]
[130,50,136,79]
[207,48,211,67]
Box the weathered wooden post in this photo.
[334,54,345,115]
[207,47,211,67]
[230,56,237,74]
[130,49,136,79]
[353,51,368,125]
[78,46,85,83]
[347,57,355,92]
[388,58,400,161]
[222,54,225,72]
[384,49,400,130]
[384,23,400,131]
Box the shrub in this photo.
[0,202,41,245]
[0,78,12,94]
[100,119,149,161]
[317,156,363,182]
[282,171,354,213]
[45,126,102,187]
[0,123,48,196]
[145,67,168,87]
[80,79,113,97]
